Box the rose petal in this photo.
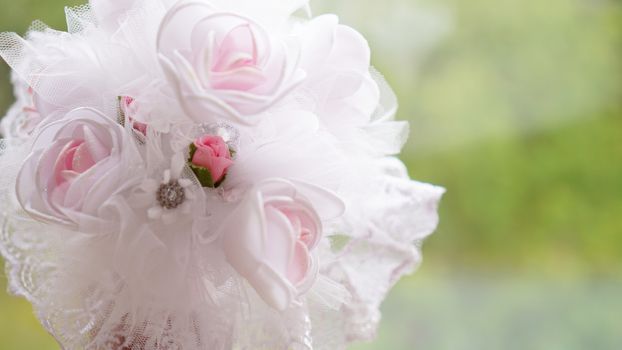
[52,140,82,185]
[72,142,97,173]
[212,23,258,72]
[263,205,297,275]
[286,240,311,285]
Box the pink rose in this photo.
[19,87,43,134]
[1,84,44,140]
[119,96,148,135]
[16,108,138,229]
[157,0,305,124]
[189,135,234,186]
[20,106,42,134]
[221,179,345,310]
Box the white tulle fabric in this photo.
[0,1,444,349]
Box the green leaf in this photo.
[189,164,215,188]
[188,142,198,160]
[329,234,351,253]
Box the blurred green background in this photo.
[1,0,621,349]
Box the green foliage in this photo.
[407,109,622,277]
[190,163,216,187]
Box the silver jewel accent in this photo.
[156,180,185,210]
[197,122,240,151]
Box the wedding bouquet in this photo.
[0,0,444,348]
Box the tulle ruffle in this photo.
[0,1,443,349]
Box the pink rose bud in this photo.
[190,135,234,187]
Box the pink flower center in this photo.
[53,139,97,186]
[207,22,268,91]
[280,209,318,286]
[212,24,259,73]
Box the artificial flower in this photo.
[221,178,344,310]
[157,0,306,124]
[189,134,234,187]
[15,107,140,229]
[132,153,196,224]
